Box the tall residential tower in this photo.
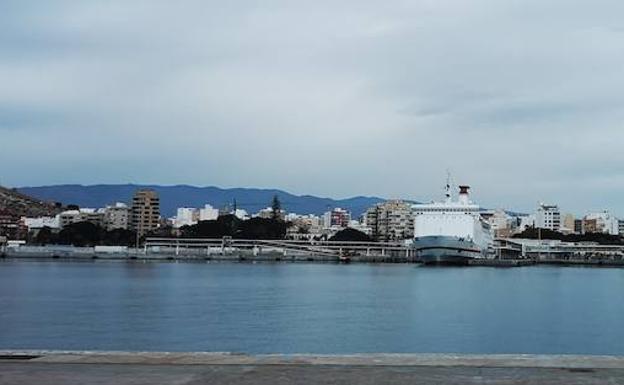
[131,189,160,236]
[365,200,414,241]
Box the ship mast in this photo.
[445,170,452,203]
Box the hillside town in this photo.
[2,186,624,247]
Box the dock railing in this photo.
[144,237,415,260]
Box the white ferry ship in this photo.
[412,182,493,265]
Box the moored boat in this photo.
[412,181,493,265]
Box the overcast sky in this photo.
[1,1,624,215]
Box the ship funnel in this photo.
[458,185,470,205]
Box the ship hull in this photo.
[412,235,486,265]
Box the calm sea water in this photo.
[1,260,623,355]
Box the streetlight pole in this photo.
[538,226,542,262]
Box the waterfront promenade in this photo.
[1,351,623,384]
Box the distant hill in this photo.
[0,186,62,217]
[17,184,387,218]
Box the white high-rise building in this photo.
[285,213,323,237]
[199,204,219,221]
[23,216,60,230]
[535,203,561,231]
[175,208,198,228]
[365,200,414,241]
[255,207,285,220]
[322,208,350,229]
[58,209,105,228]
[103,202,129,230]
[517,215,535,233]
[232,209,249,220]
[583,210,619,235]
[487,209,514,238]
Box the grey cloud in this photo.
[2,0,624,216]
[0,105,69,131]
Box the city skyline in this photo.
[3,1,624,216]
[11,181,624,218]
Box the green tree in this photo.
[271,194,282,221]
[34,226,55,245]
[239,217,288,240]
[102,228,137,246]
[329,228,373,242]
[58,222,102,246]
[180,215,241,238]
[512,226,623,245]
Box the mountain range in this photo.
[17,184,387,218]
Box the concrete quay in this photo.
[0,250,408,264]
[468,258,535,267]
[1,351,623,384]
[5,252,624,268]
[1,240,420,264]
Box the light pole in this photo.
[537,226,542,261]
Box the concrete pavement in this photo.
[1,351,623,384]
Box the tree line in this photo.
[179,215,288,239]
[32,223,137,247]
[512,227,624,245]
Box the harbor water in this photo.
[1,259,623,355]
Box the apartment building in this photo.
[131,189,160,236]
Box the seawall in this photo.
[3,246,624,266]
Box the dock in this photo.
[3,237,624,267]
[1,238,421,263]
[1,350,623,384]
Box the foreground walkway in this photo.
[1,351,624,384]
